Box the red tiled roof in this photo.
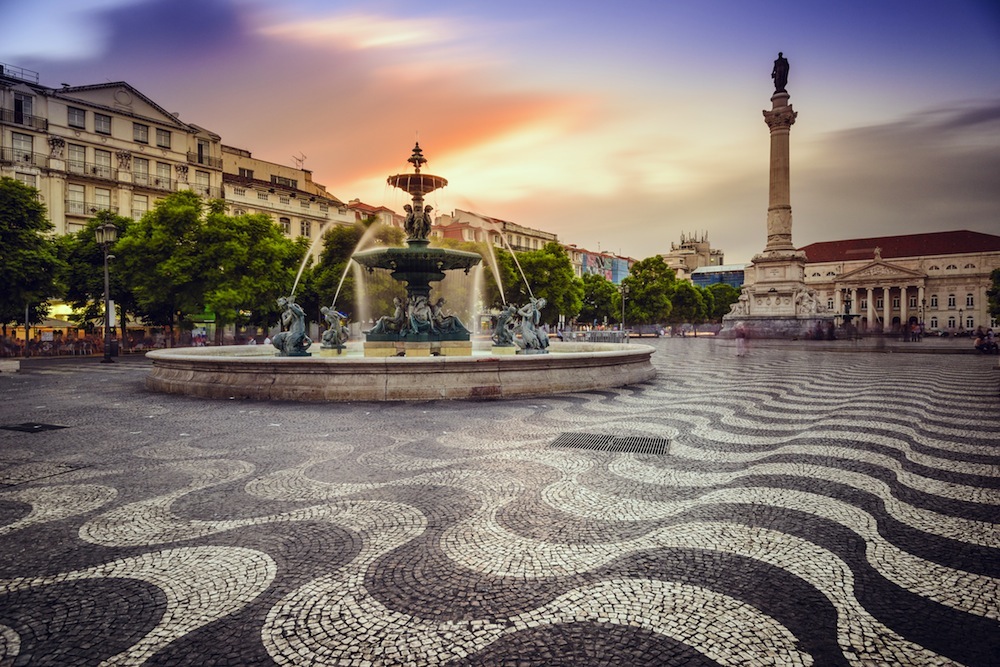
[800,230,1000,263]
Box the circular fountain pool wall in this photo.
[146,342,655,401]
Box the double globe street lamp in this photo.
[94,222,118,363]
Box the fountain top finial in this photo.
[407,142,427,173]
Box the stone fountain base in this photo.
[145,341,655,402]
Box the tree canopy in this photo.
[115,191,305,341]
[988,268,1000,320]
[669,280,707,325]
[621,256,675,325]
[498,242,582,325]
[705,282,741,321]
[579,273,619,325]
[0,178,62,328]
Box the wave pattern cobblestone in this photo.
[0,341,997,665]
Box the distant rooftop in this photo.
[0,62,40,84]
[691,264,748,274]
[800,230,1000,263]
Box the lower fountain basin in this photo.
[145,341,655,401]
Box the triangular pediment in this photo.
[838,260,925,282]
[56,83,192,130]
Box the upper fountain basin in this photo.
[387,173,448,196]
[352,239,481,273]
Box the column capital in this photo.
[763,106,797,131]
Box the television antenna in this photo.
[292,152,307,169]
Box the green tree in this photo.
[116,192,305,344]
[669,280,706,328]
[579,273,619,325]
[988,268,1000,320]
[706,282,741,321]
[0,178,62,334]
[621,256,675,325]
[56,212,139,344]
[502,242,582,325]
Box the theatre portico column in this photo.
[882,287,891,330]
[866,287,875,329]
[900,286,908,325]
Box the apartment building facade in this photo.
[1,64,223,234]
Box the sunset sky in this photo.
[4,0,999,262]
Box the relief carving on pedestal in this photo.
[48,136,65,158]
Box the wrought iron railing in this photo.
[186,152,223,169]
[66,200,119,216]
[0,107,48,131]
[0,146,48,168]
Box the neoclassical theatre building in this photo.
[800,230,1000,333]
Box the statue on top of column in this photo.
[772,52,789,93]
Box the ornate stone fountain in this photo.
[352,143,481,357]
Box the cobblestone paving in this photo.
[0,339,997,666]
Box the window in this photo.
[156,162,171,186]
[133,194,148,219]
[155,128,171,148]
[271,175,298,189]
[197,139,210,164]
[11,132,32,162]
[860,299,868,310]
[68,106,86,129]
[134,123,149,143]
[966,316,975,329]
[13,93,33,124]
[947,294,956,308]
[928,265,940,271]
[945,264,957,270]
[827,299,834,310]
[94,113,112,135]
[133,157,150,185]
[14,172,36,187]
[238,168,254,179]
[876,298,884,309]
[947,317,956,329]
[930,295,938,308]
[909,296,917,308]
[300,220,311,237]
[68,144,86,173]
[964,263,976,269]
[811,272,820,277]
[67,184,85,215]
[94,187,111,212]
[929,317,938,329]
[826,271,836,276]
[966,294,974,307]
[892,297,899,308]
[279,217,291,235]
[94,149,112,178]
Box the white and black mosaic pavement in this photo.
[0,340,997,666]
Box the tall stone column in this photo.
[882,286,891,330]
[762,92,798,254]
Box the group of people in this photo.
[973,326,998,354]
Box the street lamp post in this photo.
[620,283,630,338]
[95,222,118,363]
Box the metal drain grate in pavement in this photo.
[549,432,669,455]
[1,423,69,433]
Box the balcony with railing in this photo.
[0,107,48,131]
[0,63,40,84]
[0,147,48,168]
[133,173,175,191]
[186,152,223,169]
[66,200,119,216]
[65,159,118,181]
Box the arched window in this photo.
[945,264,958,270]
[947,294,956,308]
[826,271,836,276]
[928,265,940,271]
[966,294,974,307]
[964,263,975,269]
[930,295,938,308]
[300,220,311,237]
[279,217,291,235]
[947,317,956,328]
[930,316,938,329]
